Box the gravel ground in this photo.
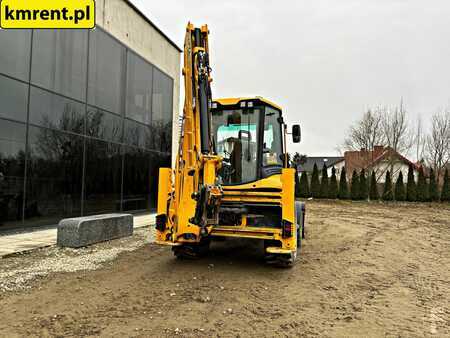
[0,201,449,337]
[0,227,154,292]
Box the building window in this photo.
[122,147,159,211]
[86,106,123,143]
[126,51,153,125]
[0,119,26,228]
[29,86,85,135]
[88,29,126,114]
[124,119,150,150]
[0,75,29,123]
[25,126,83,225]
[0,25,174,230]
[146,119,172,153]
[152,68,173,123]
[83,139,122,215]
[31,29,88,102]
[0,29,31,81]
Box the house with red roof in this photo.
[342,146,420,183]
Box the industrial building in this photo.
[0,0,181,230]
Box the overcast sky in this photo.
[131,0,450,156]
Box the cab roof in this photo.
[213,97,282,111]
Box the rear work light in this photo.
[282,221,293,238]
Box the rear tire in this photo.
[295,201,306,239]
[173,239,210,259]
[295,203,303,253]
[273,252,296,268]
[264,240,296,268]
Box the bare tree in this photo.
[425,110,450,182]
[342,100,414,181]
[381,99,413,155]
[341,107,386,179]
[343,108,385,151]
[380,99,415,176]
[343,101,412,155]
[413,115,426,163]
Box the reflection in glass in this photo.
[84,139,122,215]
[29,86,85,134]
[86,107,123,143]
[123,118,172,152]
[148,120,172,152]
[123,147,169,211]
[0,25,174,229]
[0,75,29,123]
[25,126,83,225]
[124,119,149,149]
[126,51,152,125]
[152,68,173,123]
[0,119,26,228]
[164,121,173,153]
[0,29,31,81]
[31,29,88,101]
[88,29,126,114]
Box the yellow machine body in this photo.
[213,168,297,254]
[155,23,304,265]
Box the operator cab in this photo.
[211,97,292,185]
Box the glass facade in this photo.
[0,27,173,230]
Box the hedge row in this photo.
[297,164,450,202]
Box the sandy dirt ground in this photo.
[0,200,449,337]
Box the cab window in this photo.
[263,107,283,166]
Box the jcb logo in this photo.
[0,0,95,29]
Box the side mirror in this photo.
[292,124,301,143]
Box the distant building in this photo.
[343,146,420,183]
[298,146,421,183]
[297,157,344,174]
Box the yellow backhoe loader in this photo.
[155,23,305,267]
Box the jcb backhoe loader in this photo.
[155,23,305,267]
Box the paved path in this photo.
[0,213,156,257]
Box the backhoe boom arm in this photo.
[156,23,222,245]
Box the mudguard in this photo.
[295,201,306,239]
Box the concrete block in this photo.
[57,214,133,248]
